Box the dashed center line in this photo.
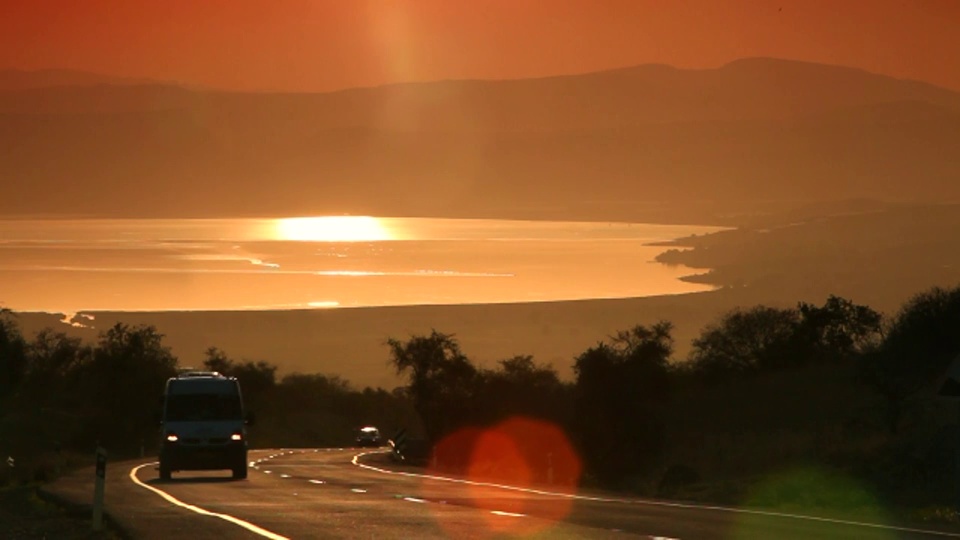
[490,510,525,518]
[356,449,960,539]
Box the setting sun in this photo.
[274,216,393,242]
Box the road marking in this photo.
[351,451,960,538]
[279,474,291,479]
[403,496,427,503]
[308,479,325,484]
[490,510,525,518]
[129,463,289,540]
[351,488,367,493]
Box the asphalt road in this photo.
[44,448,960,539]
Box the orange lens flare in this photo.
[426,416,582,537]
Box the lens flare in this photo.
[427,417,582,537]
[733,466,892,539]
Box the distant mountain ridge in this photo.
[1,58,958,219]
[2,58,958,125]
[0,68,163,91]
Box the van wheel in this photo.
[159,462,172,481]
[232,464,247,480]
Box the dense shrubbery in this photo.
[573,322,672,484]
[2,283,959,507]
[385,287,960,505]
[687,296,883,377]
[0,318,417,484]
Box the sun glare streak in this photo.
[274,216,393,242]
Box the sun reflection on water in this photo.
[273,216,394,242]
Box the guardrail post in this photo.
[92,447,107,531]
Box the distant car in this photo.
[356,426,382,447]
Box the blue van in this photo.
[158,372,250,480]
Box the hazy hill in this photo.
[0,68,160,91]
[657,202,960,310]
[1,58,959,219]
[3,58,959,125]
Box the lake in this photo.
[0,217,720,317]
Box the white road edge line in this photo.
[129,462,290,540]
[351,451,960,538]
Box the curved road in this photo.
[46,448,960,539]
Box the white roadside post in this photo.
[391,428,408,462]
[92,446,107,531]
[936,355,960,508]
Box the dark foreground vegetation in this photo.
[2,283,960,521]
[0,483,121,539]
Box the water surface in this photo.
[0,217,719,316]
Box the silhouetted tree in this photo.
[202,347,277,413]
[687,297,882,379]
[0,309,27,402]
[474,355,572,426]
[201,346,232,374]
[863,285,960,432]
[796,295,883,363]
[574,322,673,484]
[79,324,178,454]
[20,330,90,408]
[387,330,478,443]
[687,306,799,377]
[260,373,354,446]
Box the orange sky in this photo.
[2,0,959,92]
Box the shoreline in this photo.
[13,286,808,390]
[16,287,722,319]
